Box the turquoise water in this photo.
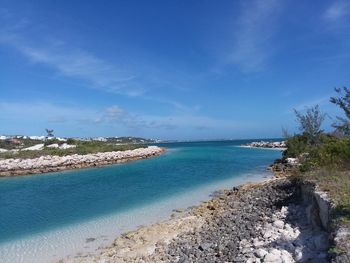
[0,140,281,262]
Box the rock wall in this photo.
[0,146,165,177]
[300,182,332,231]
[299,181,350,262]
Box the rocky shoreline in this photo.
[60,175,349,263]
[0,146,165,177]
[241,141,287,150]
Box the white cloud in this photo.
[105,105,125,119]
[0,10,144,97]
[12,43,144,97]
[324,1,350,22]
[229,0,284,73]
[0,14,200,109]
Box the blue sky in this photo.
[0,0,350,140]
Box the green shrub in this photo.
[310,137,350,168]
[283,134,309,158]
[284,134,350,170]
[66,138,76,144]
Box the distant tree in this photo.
[330,87,350,136]
[294,105,325,145]
[45,129,54,138]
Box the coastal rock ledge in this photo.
[0,146,165,177]
[61,177,349,263]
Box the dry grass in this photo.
[306,169,350,224]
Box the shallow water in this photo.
[0,140,282,263]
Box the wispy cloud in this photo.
[229,0,284,73]
[0,11,202,111]
[143,95,201,113]
[291,95,331,112]
[1,36,144,97]
[324,1,350,22]
[0,9,146,96]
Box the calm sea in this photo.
[0,140,282,262]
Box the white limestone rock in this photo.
[273,220,285,229]
[22,144,44,151]
[254,248,268,258]
[46,144,59,148]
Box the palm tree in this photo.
[45,129,54,138]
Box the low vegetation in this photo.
[282,88,350,229]
[0,138,43,150]
[284,134,350,171]
[307,169,350,225]
[0,140,146,159]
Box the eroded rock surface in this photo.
[61,178,334,263]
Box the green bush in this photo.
[309,137,350,168]
[283,134,309,158]
[283,134,350,170]
[66,138,76,144]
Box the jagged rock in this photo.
[264,248,282,263]
[254,248,268,258]
[273,220,285,229]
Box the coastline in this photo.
[0,146,165,177]
[60,173,334,263]
[2,141,339,262]
[59,174,280,263]
[0,170,274,263]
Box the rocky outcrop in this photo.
[241,141,287,149]
[60,178,340,263]
[300,182,332,231]
[158,179,331,263]
[268,158,301,176]
[0,146,165,177]
[300,182,350,263]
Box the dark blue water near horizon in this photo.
[0,140,282,244]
